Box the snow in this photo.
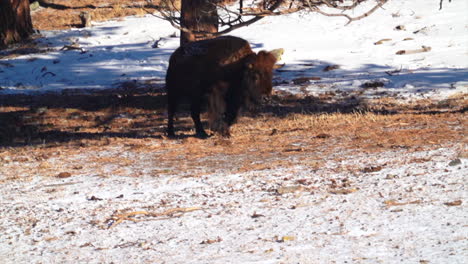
[231,0,468,99]
[0,18,177,92]
[1,146,466,263]
[0,0,467,263]
[1,0,467,99]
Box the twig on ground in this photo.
[385,66,403,76]
[106,207,202,229]
[60,45,85,53]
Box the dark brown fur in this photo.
[166,36,277,138]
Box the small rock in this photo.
[296,179,311,185]
[251,212,265,218]
[56,172,72,178]
[448,158,461,166]
[323,65,340,72]
[292,77,321,85]
[396,50,406,55]
[87,196,103,201]
[200,237,222,244]
[362,81,385,89]
[316,133,331,139]
[362,166,383,173]
[270,129,278,136]
[65,231,76,236]
[395,25,406,30]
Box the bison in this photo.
[166,35,281,138]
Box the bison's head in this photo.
[243,49,282,105]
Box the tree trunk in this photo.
[0,0,33,49]
[180,0,218,46]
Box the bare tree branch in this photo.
[212,0,286,37]
[303,0,388,25]
[439,0,452,10]
[150,0,390,40]
[344,0,388,25]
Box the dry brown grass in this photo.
[0,89,466,182]
[30,0,257,30]
[2,1,466,181]
[32,0,160,30]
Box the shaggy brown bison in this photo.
[166,35,281,138]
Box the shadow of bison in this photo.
[166,36,281,138]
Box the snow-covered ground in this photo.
[0,0,467,99]
[0,144,466,263]
[0,0,467,263]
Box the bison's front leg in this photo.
[190,100,209,138]
[222,86,243,132]
[208,82,231,137]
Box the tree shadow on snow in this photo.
[0,36,466,146]
[262,59,467,116]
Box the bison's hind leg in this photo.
[167,92,178,137]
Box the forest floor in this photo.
[0,0,467,263]
[1,88,466,263]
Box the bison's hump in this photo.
[177,36,254,66]
[181,44,208,57]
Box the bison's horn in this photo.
[269,48,284,61]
